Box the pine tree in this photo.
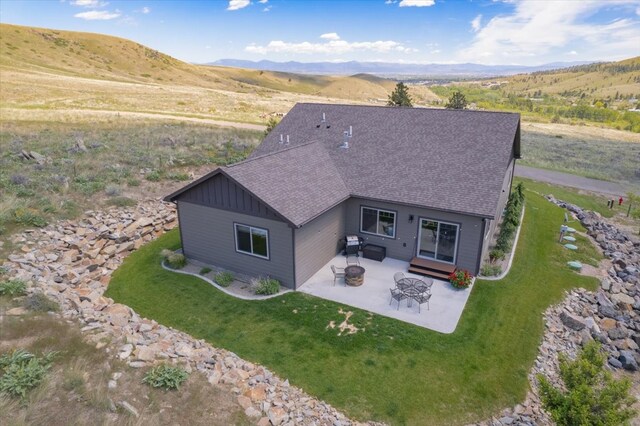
[387,82,413,107]
[445,91,468,109]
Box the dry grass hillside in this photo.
[501,57,640,99]
[0,23,437,125]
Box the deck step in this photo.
[408,257,456,280]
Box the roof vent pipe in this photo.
[349,125,353,137]
[279,134,284,144]
[322,112,326,123]
[286,135,290,145]
[340,131,349,149]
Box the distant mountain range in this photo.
[208,59,595,78]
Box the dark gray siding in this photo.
[480,157,516,263]
[294,202,346,286]
[176,173,282,221]
[177,201,295,288]
[345,198,485,274]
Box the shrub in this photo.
[0,279,27,296]
[255,278,280,295]
[167,253,186,269]
[142,364,189,390]
[10,174,29,186]
[0,349,57,398]
[168,172,191,182]
[23,293,59,312]
[106,196,136,207]
[12,208,47,227]
[481,264,502,277]
[538,341,636,425]
[495,233,512,252]
[214,271,234,287]
[127,178,141,187]
[199,267,212,275]
[104,184,121,196]
[145,170,163,182]
[448,270,473,289]
[489,249,505,264]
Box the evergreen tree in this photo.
[445,91,468,109]
[264,117,279,137]
[387,82,413,107]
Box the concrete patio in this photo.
[298,255,474,333]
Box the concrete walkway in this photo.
[515,164,626,196]
[298,255,473,333]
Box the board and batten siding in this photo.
[294,202,347,286]
[177,201,295,288]
[176,173,281,221]
[345,198,485,274]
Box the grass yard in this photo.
[106,188,600,425]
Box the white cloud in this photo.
[458,0,640,64]
[471,14,482,32]
[71,0,107,7]
[141,6,150,14]
[385,0,397,4]
[74,9,121,20]
[227,0,250,11]
[263,5,272,12]
[258,0,268,3]
[245,37,417,55]
[568,50,578,55]
[320,32,341,40]
[399,0,435,7]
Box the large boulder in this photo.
[619,351,639,371]
[560,311,586,331]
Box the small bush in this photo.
[448,270,473,289]
[23,293,59,312]
[481,264,502,277]
[0,279,27,296]
[0,349,57,398]
[167,253,186,269]
[254,278,280,295]
[168,172,191,182]
[12,208,47,227]
[199,267,212,275]
[106,196,136,207]
[104,185,121,196]
[538,341,636,425]
[495,233,512,252]
[127,178,141,187]
[489,249,505,263]
[214,271,234,287]
[10,174,29,186]
[145,170,163,182]
[142,364,189,390]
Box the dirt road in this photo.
[515,164,627,196]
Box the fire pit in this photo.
[344,265,365,286]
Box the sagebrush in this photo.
[142,364,189,390]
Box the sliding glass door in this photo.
[417,219,459,263]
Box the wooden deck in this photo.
[408,257,456,279]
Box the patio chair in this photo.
[412,292,432,313]
[389,288,407,310]
[330,265,345,286]
[393,272,405,285]
[346,253,360,266]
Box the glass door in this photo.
[417,219,459,263]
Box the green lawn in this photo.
[106,189,599,425]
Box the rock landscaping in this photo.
[1,199,374,426]
[474,195,639,426]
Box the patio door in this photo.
[417,219,459,263]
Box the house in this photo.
[165,103,521,289]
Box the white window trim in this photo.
[234,223,270,260]
[360,206,397,238]
[416,218,459,264]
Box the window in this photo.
[360,207,396,238]
[234,224,269,259]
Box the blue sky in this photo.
[1,0,639,65]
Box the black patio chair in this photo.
[393,272,405,285]
[389,288,407,310]
[412,292,432,313]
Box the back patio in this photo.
[298,254,473,333]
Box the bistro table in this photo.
[397,277,432,306]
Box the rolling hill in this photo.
[0,23,438,125]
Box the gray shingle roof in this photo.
[168,103,520,227]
